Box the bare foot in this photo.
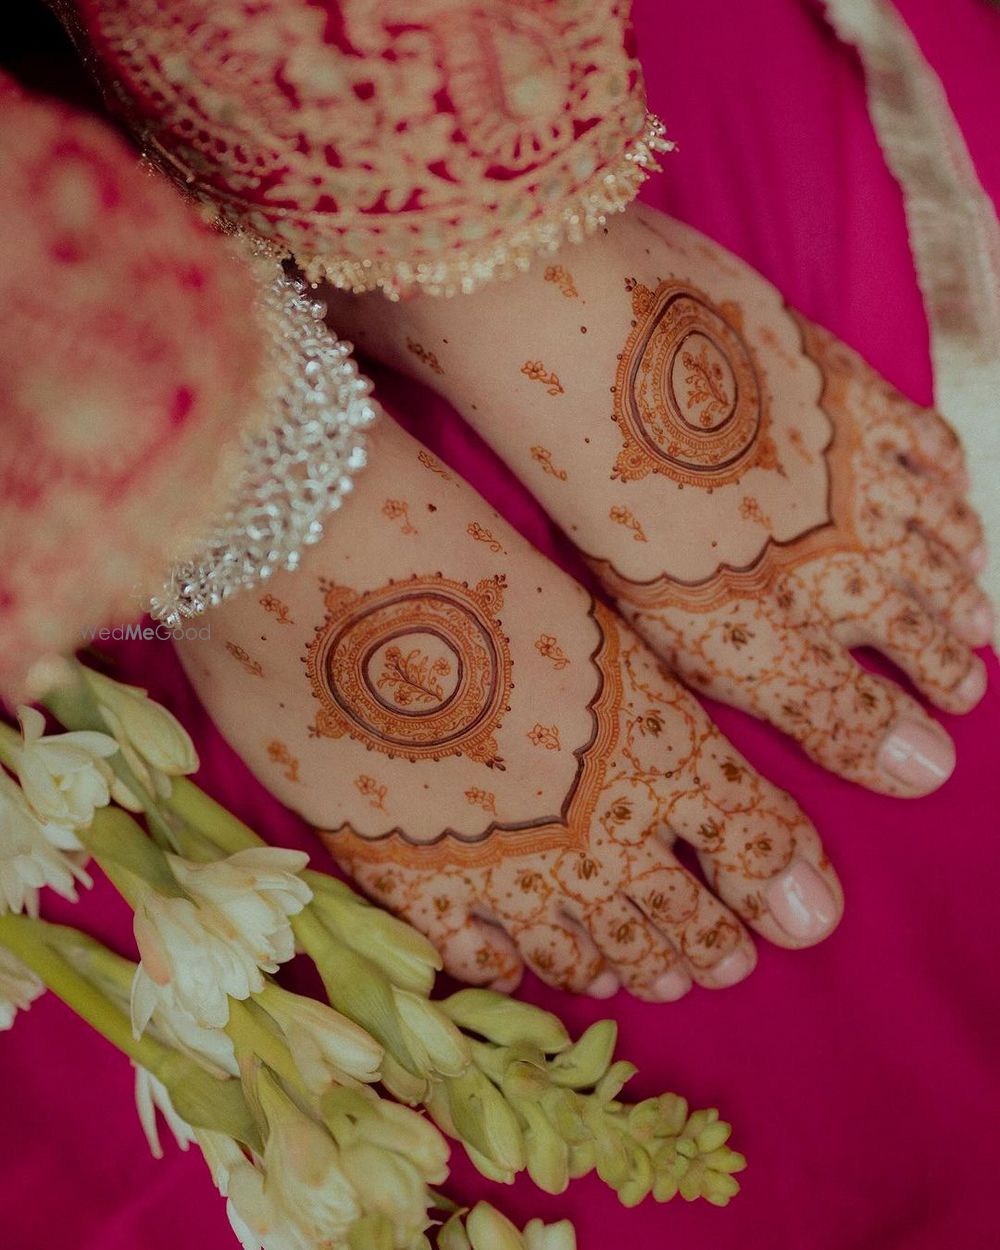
[177,417,842,1002]
[323,204,991,796]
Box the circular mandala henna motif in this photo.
[612,281,773,488]
[305,575,512,767]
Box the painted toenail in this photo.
[705,946,754,988]
[766,861,839,942]
[651,968,691,1002]
[877,721,955,790]
[969,542,988,574]
[586,970,619,999]
[966,604,995,648]
[956,661,988,707]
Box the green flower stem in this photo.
[78,806,185,901]
[226,998,304,1093]
[165,777,264,855]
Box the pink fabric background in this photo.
[3,1,998,1246]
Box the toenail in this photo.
[586,970,619,999]
[766,861,839,943]
[969,542,988,574]
[877,721,955,791]
[956,661,988,707]
[966,604,995,648]
[651,968,691,1002]
[704,946,755,988]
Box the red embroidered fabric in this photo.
[0,76,264,697]
[55,0,668,295]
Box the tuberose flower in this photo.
[257,982,383,1093]
[83,669,198,803]
[0,945,45,1030]
[130,847,312,1036]
[12,705,118,828]
[133,1064,197,1159]
[225,1073,362,1250]
[0,770,92,915]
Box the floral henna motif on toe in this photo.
[304,573,512,768]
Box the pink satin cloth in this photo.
[3,2,998,1247]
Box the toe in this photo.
[579,894,693,1002]
[625,846,758,991]
[503,908,611,996]
[432,914,524,993]
[900,475,984,564]
[880,528,995,648]
[671,773,844,949]
[873,400,967,488]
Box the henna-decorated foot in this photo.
[176,417,842,1001]
[324,204,992,796]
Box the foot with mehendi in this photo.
[323,203,992,796]
[176,417,842,1002]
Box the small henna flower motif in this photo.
[517,870,545,893]
[605,796,633,825]
[543,265,579,299]
[530,445,569,481]
[464,787,497,816]
[637,709,664,737]
[534,634,570,669]
[354,774,387,811]
[739,496,772,528]
[259,594,293,624]
[467,521,506,554]
[574,856,599,881]
[720,758,747,783]
[520,360,565,396]
[722,620,754,650]
[266,740,300,782]
[697,818,724,851]
[417,449,453,481]
[405,337,444,374]
[225,641,263,677]
[609,504,648,543]
[527,723,561,751]
[382,498,417,534]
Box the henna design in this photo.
[304,573,512,768]
[535,634,570,669]
[466,521,507,555]
[544,265,579,299]
[355,775,387,811]
[527,723,562,751]
[266,740,300,782]
[417,449,453,482]
[609,505,648,543]
[465,787,497,816]
[587,311,980,789]
[260,594,293,625]
[530,445,569,481]
[225,641,263,677]
[521,360,565,396]
[382,499,418,534]
[739,497,772,528]
[405,338,445,375]
[322,604,813,993]
[611,280,779,487]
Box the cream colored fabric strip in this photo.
[823,0,1000,605]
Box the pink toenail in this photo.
[651,968,691,1002]
[766,861,839,942]
[586,970,619,999]
[966,604,995,648]
[877,721,955,791]
[969,543,988,574]
[955,662,988,707]
[705,946,755,988]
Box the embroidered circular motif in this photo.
[305,574,512,767]
[612,280,774,488]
